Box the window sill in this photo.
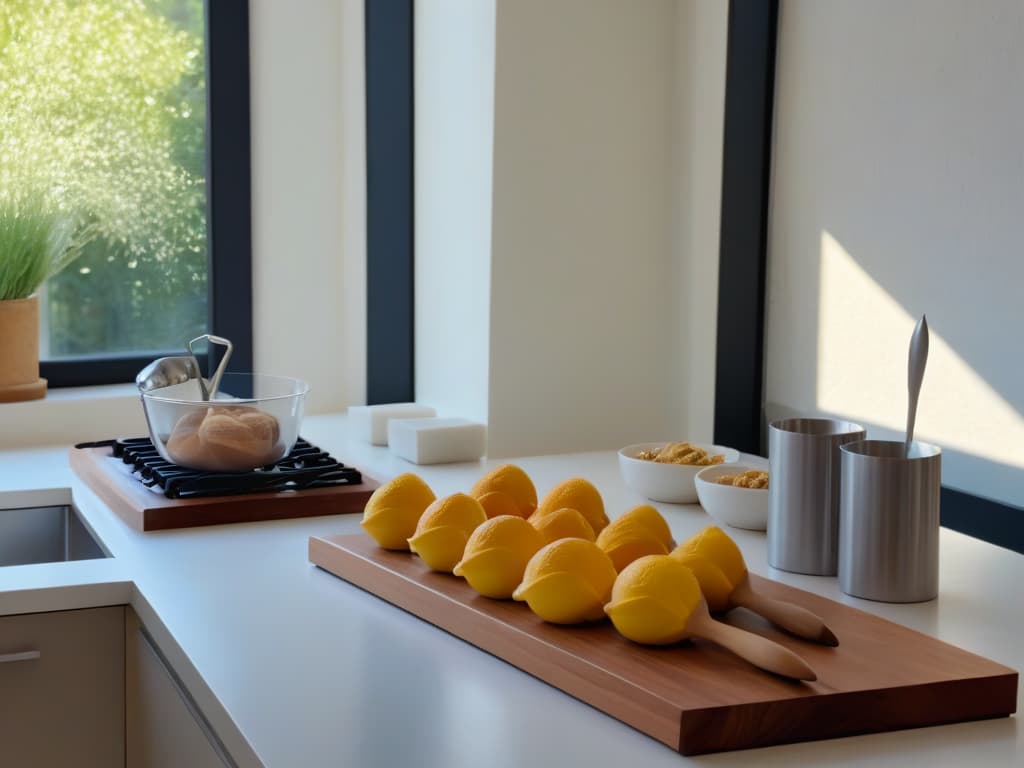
[0,383,147,451]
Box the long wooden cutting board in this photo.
[309,532,1017,755]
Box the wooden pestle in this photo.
[673,527,839,647]
[685,597,817,681]
[729,574,839,647]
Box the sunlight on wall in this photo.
[817,231,1024,469]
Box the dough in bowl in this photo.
[166,405,281,471]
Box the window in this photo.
[0,0,252,386]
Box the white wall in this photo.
[412,0,729,458]
[767,0,1024,506]
[668,0,728,442]
[249,0,366,415]
[414,0,495,426]
[485,0,677,457]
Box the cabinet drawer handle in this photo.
[0,651,41,663]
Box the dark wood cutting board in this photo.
[71,446,379,531]
[308,532,1018,756]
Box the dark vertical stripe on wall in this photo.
[206,0,254,375]
[365,0,415,404]
[713,0,778,455]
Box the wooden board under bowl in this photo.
[309,532,1017,756]
[71,446,379,532]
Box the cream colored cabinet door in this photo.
[0,606,125,767]
[125,610,231,768]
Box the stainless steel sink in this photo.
[0,504,109,567]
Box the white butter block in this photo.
[348,403,437,445]
[388,418,487,465]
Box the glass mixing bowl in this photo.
[140,373,309,471]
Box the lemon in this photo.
[596,515,669,573]
[477,490,523,520]
[529,507,596,545]
[534,478,609,535]
[453,515,544,598]
[604,555,702,645]
[408,493,487,572]
[673,525,747,589]
[669,551,734,612]
[360,473,436,550]
[512,539,617,624]
[617,504,675,550]
[471,464,537,518]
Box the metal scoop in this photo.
[135,334,233,401]
[135,355,201,394]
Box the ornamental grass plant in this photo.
[0,193,81,301]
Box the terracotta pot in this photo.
[0,294,47,402]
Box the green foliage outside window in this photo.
[0,0,208,356]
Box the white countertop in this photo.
[0,413,1020,767]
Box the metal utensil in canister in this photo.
[768,418,866,575]
[904,315,929,457]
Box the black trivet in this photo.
[74,437,363,500]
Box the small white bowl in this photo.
[694,464,769,531]
[618,442,740,504]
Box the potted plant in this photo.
[0,192,83,402]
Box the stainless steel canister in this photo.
[768,418,866,575]
[839,440,941,603]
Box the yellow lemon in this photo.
[673,525,747,589]
[534,478,609,535]
[471,464,537,518]
[604,555,702,645]
[529,507,596,545]
[477,490,523,520]
[360,473,436,550]
[408,493,487,572]
[596,515,669,573]
[669,550,734,612]
[512,539,617,624]
[617,504,675,550]
[453,516,545,598]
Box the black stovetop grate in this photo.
[74,437,363,500]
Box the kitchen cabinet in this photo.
[126,609,231,768]
[0,606,125,767]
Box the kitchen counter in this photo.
[0,414,1020,767]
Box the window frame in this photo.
[364,0,415,405]
[40,0,254,387]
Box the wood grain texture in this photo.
[309,532,1018,756]
[71,446,379,532]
